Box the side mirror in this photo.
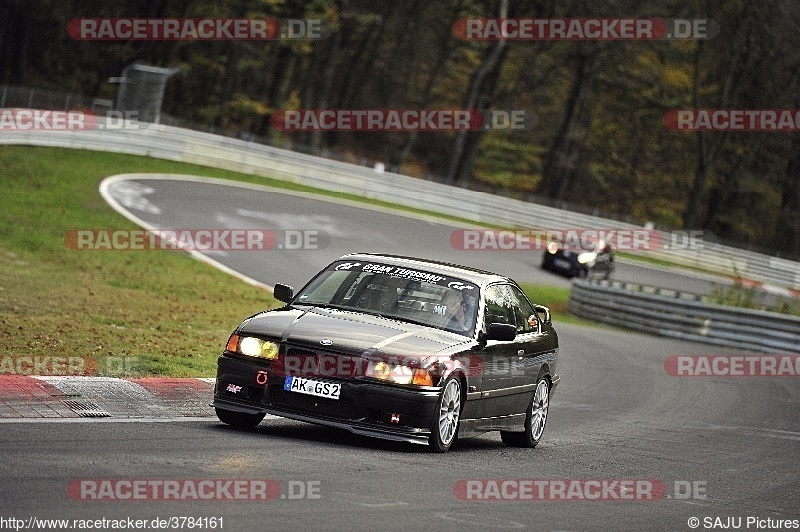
[273,283,294,303]
[533,304,552,325]
[485,323,517,342]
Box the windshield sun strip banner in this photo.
[330,261,479,293]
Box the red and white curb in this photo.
[0,376,224,421]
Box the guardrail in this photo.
[568,279,800,354]
[1,116,799,290]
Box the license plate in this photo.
[554,258,572,269]
[284,376,340,400]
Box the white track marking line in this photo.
[99,174,273,291]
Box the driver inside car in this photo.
[440,290,469,332]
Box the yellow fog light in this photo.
[371,361,392,380]
[238,337,279,359]
[367,360,432,386]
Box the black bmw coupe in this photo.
[212,253,559,452]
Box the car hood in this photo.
[238,306,470,360]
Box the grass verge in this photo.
[519,283,603,327]
[0,146,277,377]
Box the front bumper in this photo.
[212,353,442,445]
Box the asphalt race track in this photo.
[1,175,797,531]
[100,175,729,294]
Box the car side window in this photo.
[507,285,539,334]
[483,284,538,334]
[483,285,515,330]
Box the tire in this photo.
[500,376,550,448]
[428,377,462,452]
[215,407,265,429]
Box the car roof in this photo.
[336,253,512,287]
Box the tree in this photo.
[444,0,509,186]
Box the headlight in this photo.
[228,334,279,359]
[365,360,433,386]
[547,241,559,254]
[577,251,597,264]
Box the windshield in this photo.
[293,261,480,337]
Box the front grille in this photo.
[269,386,355,420]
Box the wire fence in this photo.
[0,84,112,113]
